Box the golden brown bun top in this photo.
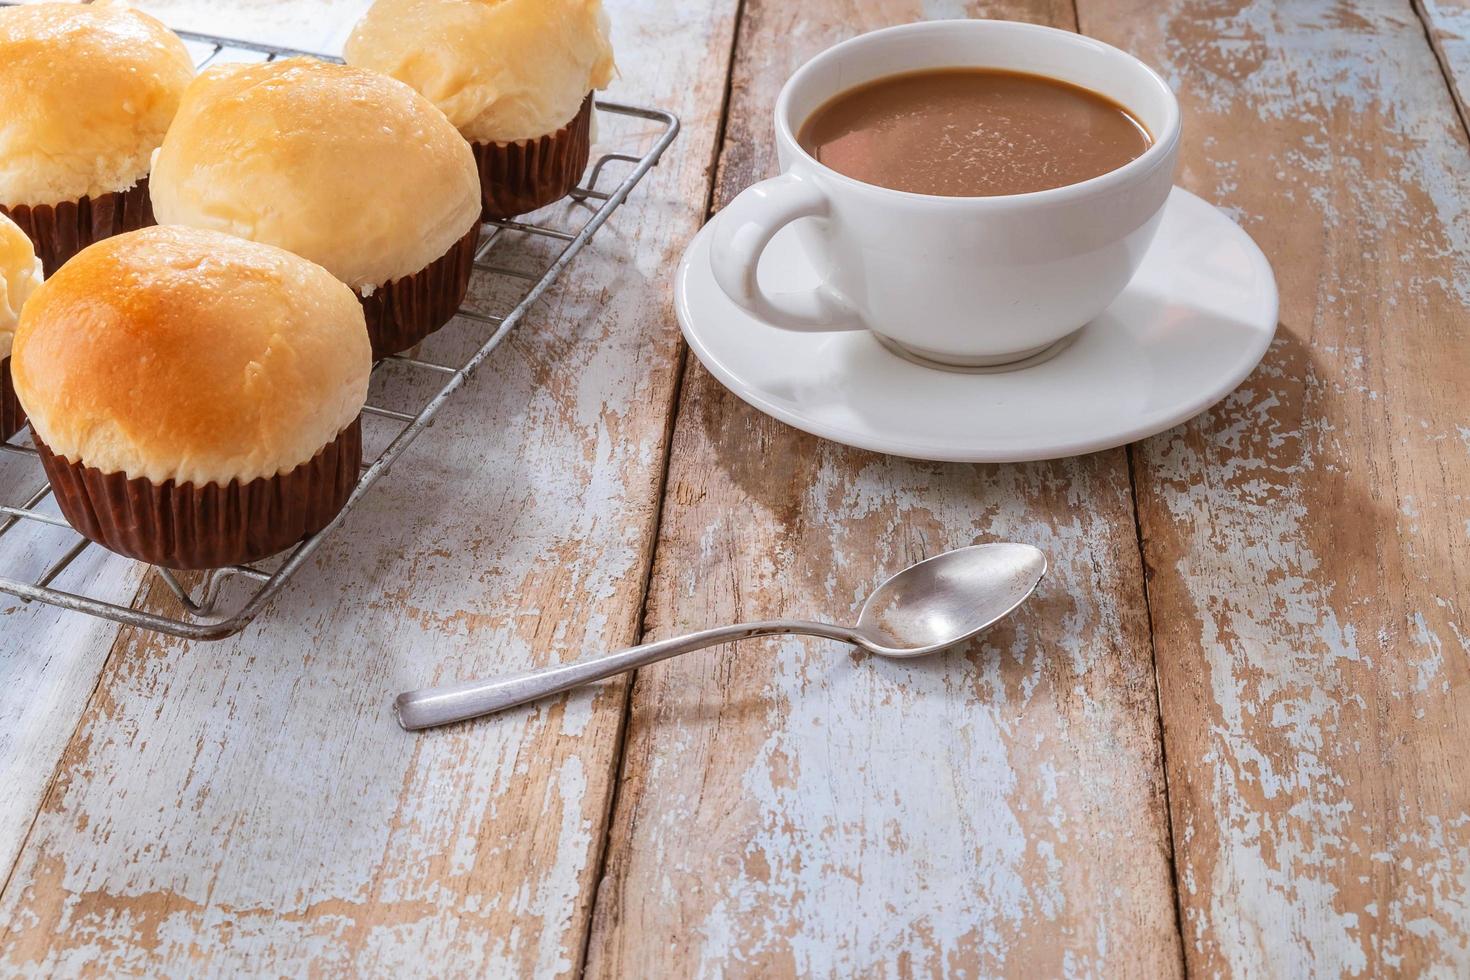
[12,226,371,486]
[345,0,615,143]
[0,212,42,361]
[150,58,481,291]
[0,1,194,206]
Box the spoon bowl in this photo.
[855,543,1049,656]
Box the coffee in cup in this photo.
[709,20,1181,368]
[796,68,1152,198]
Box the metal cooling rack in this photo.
[0,23,680,640]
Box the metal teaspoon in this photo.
[394,542,1048,731]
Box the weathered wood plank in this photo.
[1080,0,1470,972]
[0,0,342,904]
[1421,0,1470,125]
[0,0,740,973]
[0,531,145,884]
[585,3,1184,976]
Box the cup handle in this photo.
[709,173,865,332]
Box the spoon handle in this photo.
[394,619,858,731]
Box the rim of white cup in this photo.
[774,20,1183,208]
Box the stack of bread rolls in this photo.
[0,0,615,569]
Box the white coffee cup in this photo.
[708,20,1181,368]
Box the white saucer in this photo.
[675,187,1278,462]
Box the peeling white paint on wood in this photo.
[1090,0,1470,973]
[1422,0,1470,124]
[0,511,146,882]
[590,387,1182,976]
[1150,0,1470,305]
[692,461,1171,975]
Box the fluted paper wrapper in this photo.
[0,179,155,277]
[0,356,21,443]
[473,94,594,220]
[37,419,362,570]
[360,222,479,359]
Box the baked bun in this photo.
[12,226,370,487]
[0,1,194,207]
[150,58,481,292]
[0,212,41,442]
[0,212,42,363]
[345,0,616,144]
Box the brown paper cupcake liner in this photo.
[359,221,480,360]
[0,179,155,277]
[0,356,22,443]
[37,418,362,570]
[473,94,594,220]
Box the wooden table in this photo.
[3,0,1470,974]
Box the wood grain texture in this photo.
[1080,0,1470,973]
[585,3,1184,977]
[1421,0,1470,126]
[0,523,146,886]
[0,0,739,973]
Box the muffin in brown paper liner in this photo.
[360,221,480,360]
[0,357,22,443]
[0,179,155,277]
[36,418,362,570]
[473,94,594,220]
